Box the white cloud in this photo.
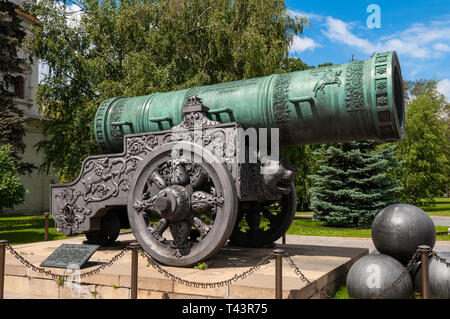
[290,35,321,53]
[434,43,450,53]
[316,15,450,60]
[322,17,376,53]
[437,78,450,101]
[288,9,324,22]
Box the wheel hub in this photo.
[154,185,192,222]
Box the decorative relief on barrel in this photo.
[373,52,393,138]
[376,94,389,107]
[375,53,389,64]
[109,98,127,144]
[376,78,387,91]
[273,73,292,123]
[313,69,342,97]
[375,65,387,75]
[344,61,365,112]
[95,99,112,151]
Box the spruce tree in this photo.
[0,0,29,173]
[308,141,401,226]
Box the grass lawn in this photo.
[418,197,450,216]
[286,217,450,241]
[296,197,450,217]
[0,216,77,245]
[333,285,350,299]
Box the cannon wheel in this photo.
[229,183,296,248]
[85,211,121,246]
[127,142,238,267]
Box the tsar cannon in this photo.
[50,51,405,266]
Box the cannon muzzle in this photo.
[95,51,405,153]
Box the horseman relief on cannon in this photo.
[50,52,405,266]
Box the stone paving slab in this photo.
[3,233,368,299]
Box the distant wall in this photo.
[3,118,57,216]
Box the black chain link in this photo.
[283,253,332,298]
[5,243,129,280]
[431,250,450,267]
[139,248,274,289]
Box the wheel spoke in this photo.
[149,218,169,242]
[245,211,262,234]
[229,182,296,248]
[261,207,276,224]
[128,141,237,266]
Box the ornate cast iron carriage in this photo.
[50,52,405,266]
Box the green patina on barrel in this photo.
[95,51,405,153]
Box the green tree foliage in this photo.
[395,80,450,205]
[281,144,318,211]
[308,141,401,226]
[0,0,28,172]
[25,0,309,181]
[0,145,27,212]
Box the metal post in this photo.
[418,245,431,299]
[274,248,284,299]
[0,240,7,299]
[44,213,50,241]
[282,234,286,245]
[130,242,139,299]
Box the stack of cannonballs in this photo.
[346,204,450,299]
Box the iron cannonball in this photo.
[371,204,436,264]
[346,254,414,299]
[414,252,450,298]
[409,262,421,280]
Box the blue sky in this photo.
[286,0,450,98]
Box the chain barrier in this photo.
[374,248,421,299]
[5,243,129,280]
[4,240,447,298]
[283,253,332,299]
[139,248,274,289]
[431,250,450,267]
[0,215,44,227]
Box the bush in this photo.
[0,144,26,212]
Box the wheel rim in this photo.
[229,183,296,247]
[127,142,237,266]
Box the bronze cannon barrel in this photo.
[95,51,405,153]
